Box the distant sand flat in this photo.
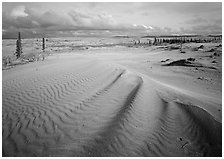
[2,54,221,157]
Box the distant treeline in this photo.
[131,35,222,46]
[142,35,222,38]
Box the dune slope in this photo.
[2,54,221,157]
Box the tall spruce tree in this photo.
[15,32,22,59]
[42,38,45,51]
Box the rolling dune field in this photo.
[2,46,222,157]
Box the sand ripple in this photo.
[2,56,221,156]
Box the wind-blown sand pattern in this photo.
[3,52,221,157]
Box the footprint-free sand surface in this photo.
[2,44,222,156]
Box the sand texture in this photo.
[2,43,222,157]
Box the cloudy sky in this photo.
[2,2,222,38]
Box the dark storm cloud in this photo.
[2,2,222,38]
[2,6,73,30]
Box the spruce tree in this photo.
[15,32,22,59]
[42,38,45,51]
[153,37,157,45]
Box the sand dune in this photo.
[2,53,221,157]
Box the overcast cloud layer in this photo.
[2,2,222,38]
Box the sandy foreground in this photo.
[2,43,222,156]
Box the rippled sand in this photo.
[3,48,221,156]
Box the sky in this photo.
[2,2,222,38]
